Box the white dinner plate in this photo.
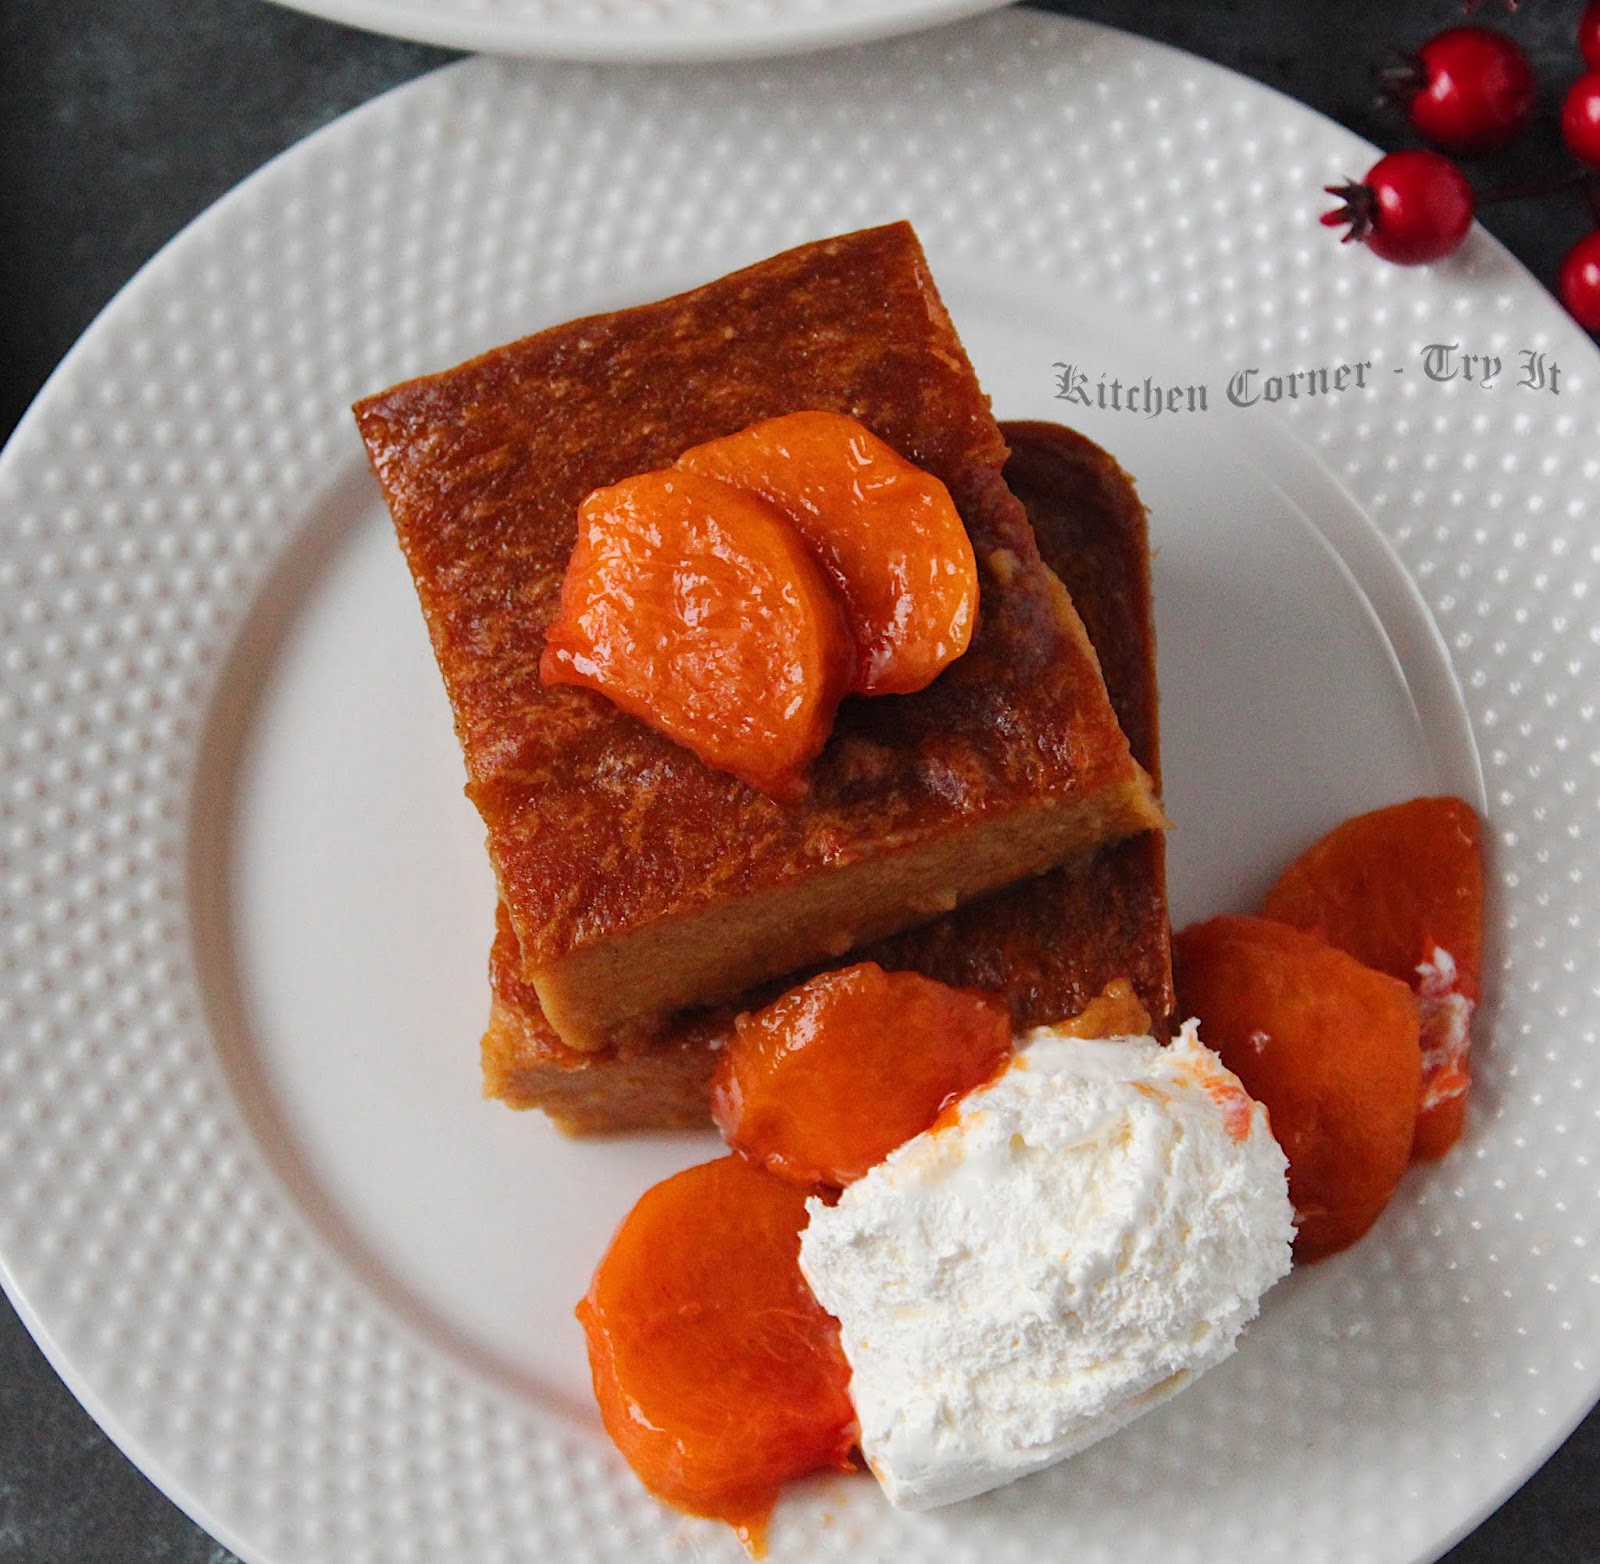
[2,12,1597,1564]
[261,0,1013,60]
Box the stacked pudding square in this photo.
[354,222,1171,1132]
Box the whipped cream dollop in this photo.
[797,1020,1294,1509]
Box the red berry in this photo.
[1559,231,1600,332]
[1322,151,1475,266]
[1581,3,1600,71]
[1396,27,1537,153]
[1562,73,1600,168]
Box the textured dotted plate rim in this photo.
[1,12,1599,1564]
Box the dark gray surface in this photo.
[1,1,1598,1560]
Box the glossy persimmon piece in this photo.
[711,962,1013,1187]
[577,1155,856,1550]
[540,469,850,801]
[677,412,978,695]
[1261,796,1484,1160]
[1173,915,1422,1263]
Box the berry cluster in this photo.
[1321,5,1600,333]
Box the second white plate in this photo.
[2,12,1598,1564]
[261,0,1013,60]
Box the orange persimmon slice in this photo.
[577,1154,856,1550]
[1173,915,1422,1263]
[677,412,978,695]
[1261,796,1484,1160]
[711,962,1013,1187]
[540,469,851,800]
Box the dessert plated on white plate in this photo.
[0,12,1594,1564]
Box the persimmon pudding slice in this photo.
[1261,796,1483,1159]
[1173,914,1422,1262]
[710,962,1013,1187]
[677,411,978,695]
[357,223,1164,1057]
[540,469,851,800]
[577,1155,856,1550]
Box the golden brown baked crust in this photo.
[484,421,1173,1132]
[355,224,1162,1050]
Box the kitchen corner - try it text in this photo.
[1052,344,1562,418]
